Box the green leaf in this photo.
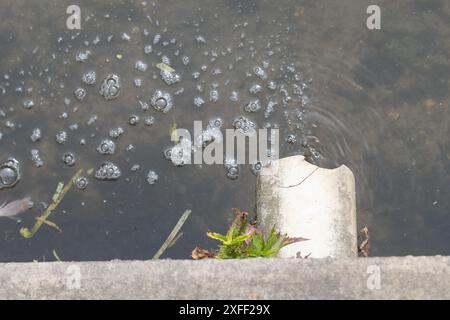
[231,233,252,245]
[207,232,228,243]
[267,236,286,256]
[251,234,264,252]
[265,226,278,248]
[156,63,176,73]
[226,227,234,244]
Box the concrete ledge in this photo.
[1,256,449,299]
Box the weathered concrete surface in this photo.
[257,155,357,258]
[0,256,449,299]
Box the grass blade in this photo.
[152,209,191,259]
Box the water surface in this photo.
[0,0,449,261]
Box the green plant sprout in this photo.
[20,169,83,238]
[192,208,308,259]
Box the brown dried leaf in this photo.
[191,246,215,260]
[283,235,309,246]
[296,251,312,259]
[230,208,249,232]
[243,221,258,245]
[358,226,371,257]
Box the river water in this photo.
[0,0,449,261]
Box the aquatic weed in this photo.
[192,208,307,259]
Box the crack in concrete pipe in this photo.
[257,155,357,258]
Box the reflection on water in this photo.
[0,0,449,261]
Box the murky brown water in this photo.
[0,0,449,261]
